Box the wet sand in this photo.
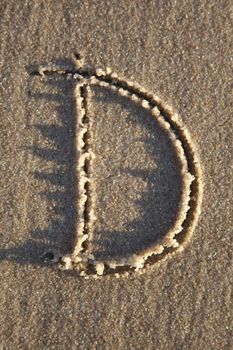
[0,1,232,349]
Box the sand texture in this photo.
[0,1,232,349]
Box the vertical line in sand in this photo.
[72,82,94,260]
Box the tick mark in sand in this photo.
[29,54,203,278]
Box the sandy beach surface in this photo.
[0,1,232,349]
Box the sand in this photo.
[0,1,232,349]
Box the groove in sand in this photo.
[30,62,203,278]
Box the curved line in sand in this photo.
[56,68,203,278]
